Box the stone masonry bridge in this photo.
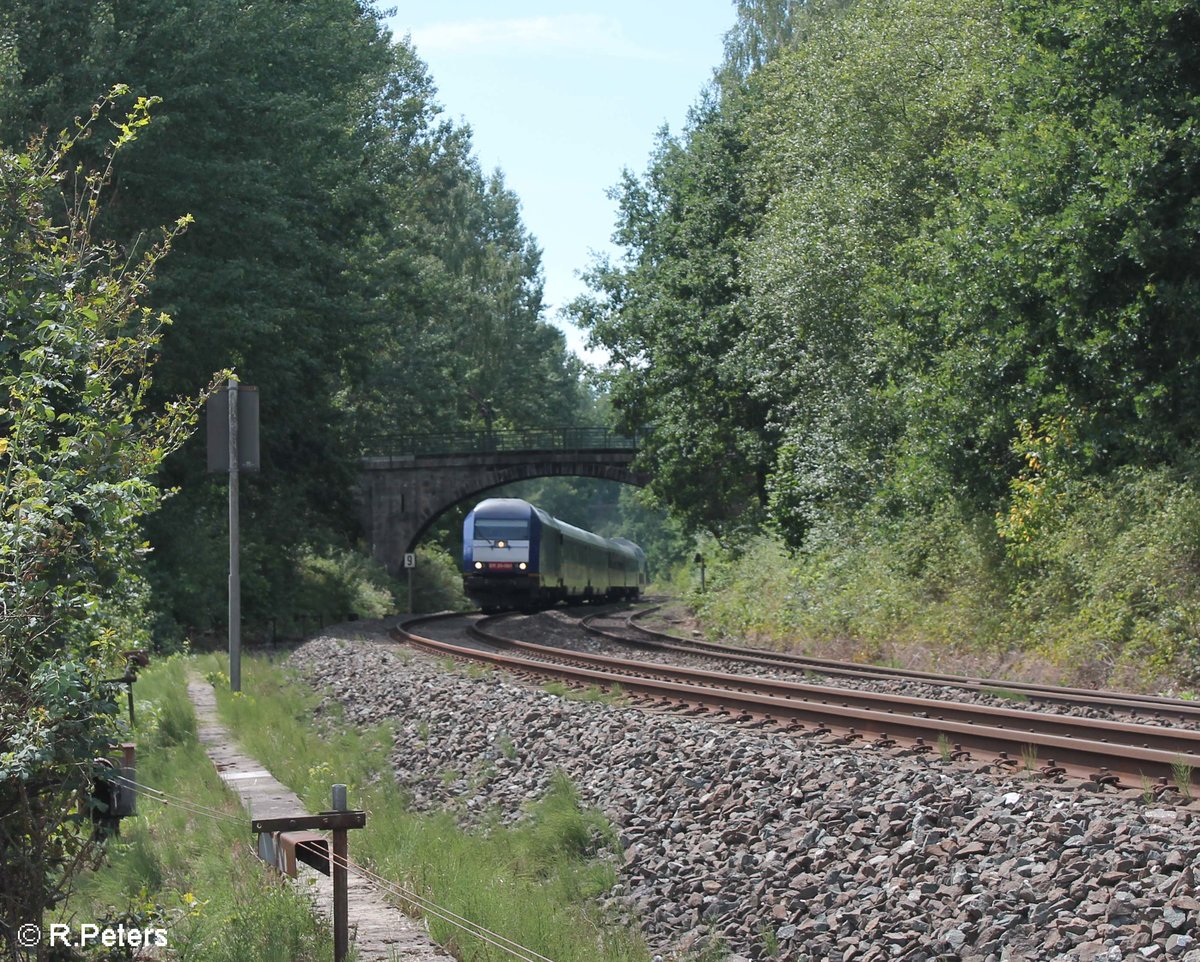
[359,427,645,574]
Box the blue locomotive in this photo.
[462,498,648,612]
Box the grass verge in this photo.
[197,652,649,962]
[688,463,1200,691]
[60,655,332,961]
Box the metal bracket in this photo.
[257,830,331,877]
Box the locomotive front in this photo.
[462,498,541,611]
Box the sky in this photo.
[382,2,737,364]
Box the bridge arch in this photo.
[358,430,646,574]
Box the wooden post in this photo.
[331,784,349,962]
[250,801,366,962]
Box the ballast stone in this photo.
[290,628,1200,962]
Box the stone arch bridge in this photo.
[359,427,645,574]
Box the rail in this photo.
[620,607,1200,721]
[361,427,638,458]
[393,612,1200,790]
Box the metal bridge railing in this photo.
[361,427,639,458]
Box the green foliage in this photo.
[68,657,332,961]
[695,462,1200,684]
[351,155,588,440]
[893,0,1200,492]
[696,511,1009,653]
[575,0,1014,545]
[409,543,470,613]
[512,769,617,874]
[203,654,391,804]
[721,0,807,78]
[1004,464,1200,679]
[0,96,207,944]
[294,547,398,622]
[1173,757,1195,801]
[686,537,808,644]
[570,91,771,543]
[579,0,1200,680]
[0,0,597,643]
[744,0,1013,541]
[995,416,1082,569]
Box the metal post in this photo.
[331,784,349,962]
[407,566,413,615]
[228,377,241,692]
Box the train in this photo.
[462,498,648,613]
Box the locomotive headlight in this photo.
[474,561,483,570]
[497,540,507,548]
[518,562,527,570]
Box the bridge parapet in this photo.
[362,427,638,458]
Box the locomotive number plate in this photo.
[487,562,515,570]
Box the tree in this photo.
[721,0,807,78]
[1,4,595,634]
[0,92,207,955]
[348,93,587,444]
[0,0,404,635]
[892,0,1200,502]
[571,93,772,543]
[734,0,1014,539]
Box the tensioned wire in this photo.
[113,775,244,826]
[114,776,560,962]
[328,848,558,962]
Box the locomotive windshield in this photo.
[473,518,529,542]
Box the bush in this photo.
[693,505,1008,656]
[294,547,399,621]
[1007,466,1200,683]
[407,544,469,612]
[691,463,1200,689]
[0,94,207,943]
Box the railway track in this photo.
[586,605,1200,724]
[393,611,1200,793]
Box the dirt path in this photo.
[188,676,451,962]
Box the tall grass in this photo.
[200,653,649,962]
[62,656,332,962]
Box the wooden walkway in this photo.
[188,677,451,962]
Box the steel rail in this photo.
[591,607,1200,721]
[393,614,1200,790]
[472,616,1200,760]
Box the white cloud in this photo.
[409,15,675,62]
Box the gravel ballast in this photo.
[289,626,1200,962]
